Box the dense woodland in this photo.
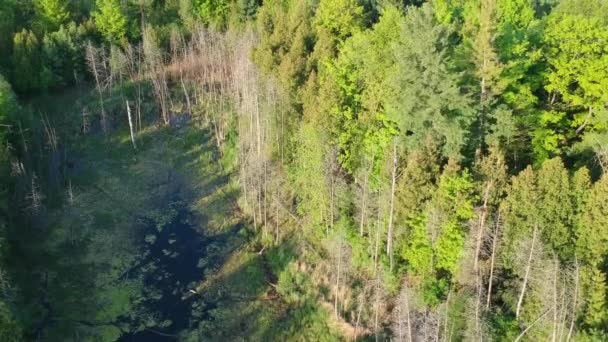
[1,0,608,341]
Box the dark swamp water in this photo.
[118,197,239,341]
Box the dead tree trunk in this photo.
[126,100,136,149]
[486,214,500,309]
[566,258,579,342]
[386,138,398,271]
[516,223,538,319]
[474,182,492,271]
[86,43,107,132]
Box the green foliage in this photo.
[401,164,475,305]
[253,0,315,102]
[536,158,574,258]
[35,0,70,32]
[0,76,19,335]
[583,267,607,328]
[290,124,331,230]
[576,175,608,266]
[314,0,364,44]
[402,214,433,277]
[539,0,608,159]
[545,0,608,110]
[195,0,229,26]
[324,6,400,176]
[388,4,473,158]
[0,301,22,342]
[11,29,50,93]
[395,145,440,222]
[0,74,18,134]
[433,168,476,273]
[2,0,608,340]
[502,158,577,261]
[275,300,340,341]
[432,0,464,24]
[94,0,127,45]
[0,0,19,71]
[41,23,87,87]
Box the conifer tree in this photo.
[11,29,44,93]
[35,0,70,32]
[94,0,127,45]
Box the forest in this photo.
[0,0,607,341]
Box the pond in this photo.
[119,198,220,341]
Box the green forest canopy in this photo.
[1,0,608,340]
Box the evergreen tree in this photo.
[576,175,608,266]
[94,0,127,45]
[11,29,46,93]
[388,4,473,159]
[583,267,607,328]
[35,0,70,32]
[536,158,574,259]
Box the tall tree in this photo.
[11,29,47,93]
[35,0,70,32]
[540,0,608,160]
[388,4,473,159]
[94,0,127,45]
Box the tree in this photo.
[290,123,331,230]
[94,0,127,45]
[195,0,229,26]
[0,74,18,134]
[576,175,608,267]
[432,0,465,25]
[11,29,48,93]
[402,161,476,305]
[35,0,70,32]
[0,74,22,342]
[42,24,81,87]
[314,0,364,44]
[536,158,574,259]
[387,4,473,159]
[582,267,607,328]
[539,0,608,160]
[0,0,18,71]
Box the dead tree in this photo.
[566,258,579,342]
[27,173,44,213]
[126,100,136,149]
[358,156,375,237]
[486,213,501,308]
[392,282,414,342]
[516,223,539,319]
[331,231,351,319]
[143,26,170,125]
[386,138,398,271]
[124,44,144,131]
[85,42,107,132]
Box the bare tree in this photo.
[516,223,539,319]
[143,26,171,125]
[357,157,375,237]
[330,231,351,319]
[386,138,398,271]
[126,100,137,149]
[86,42,108,132]
[392,282,414,342]
[566,258,579,342]
[486,213,501,308]
[124,44,144,131]
[27,173,44,213]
